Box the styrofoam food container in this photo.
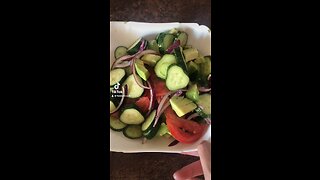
[110,21,211,153]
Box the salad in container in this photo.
[110,22,211,153]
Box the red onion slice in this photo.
[111,55,135,69]
[134,50,159,59]
[113,61,131,68]
[131,59,151,89]
[142,137,147,144]
[110,85,127,114]
[145,80,154,117]
[187,113,200,120]
[204,117,211,125]
[166,40,180,54]
[168,139,179,147]
[199,87,211,92]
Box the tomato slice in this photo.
[135,96,150,114]
[148,68,170,99]
[164,108,208,144]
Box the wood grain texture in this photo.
[110,0,211,28]
[110,152,202,180]
[110,0,211,179]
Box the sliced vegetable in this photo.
[110,68,126,87]
[156,123,170,136]
[166,65,190,91]
[194,107,209,119]
[198,87,211,92]
[174,46,188,73]
[196,93,211,115]
[143,113,163,139]
[177,32,188,47]
[135,96,150,114]
[145,80,154,116]
[164,107,208,144]
[123,74,145,98]
[154,54,177,79]
[187,61,200,74]
[186,84,200,102]
[166,39,180,54]
[147,40,159,53]
[168,139,180,147]
[167,28,179,35]
[169,96,197,117]
[184,45,193,49]
[110,85,127,114]
[141,54,161,67]
[149,69,170,98]
[120,106,145,124]
[183,48,199,62]
[134,59,150,81]
[123,125,143,139]
[200,56,211,77]
[127,38,146,55]
[142,110,157,132]
[187,113,200,120]
[110,116,127,131]
[194,56,206,64]
[114,46,128,59]
[157,33,175,54]
[110,101,116,112]
[131,59,150,89]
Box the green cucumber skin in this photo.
[114,46,128,59]
[123,125,143,139]
[165,64,190,91]
[110,116,127,131]
[174,47,188,74]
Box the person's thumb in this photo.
[173,160,203,180]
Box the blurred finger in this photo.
[198,141,211,180]
[181,151,199,157]
[173,160,203,180]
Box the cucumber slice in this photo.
[156,123,170,137]
[157,33,175,54]
[187,61,200,74]
[194,56,206,64]
[177,32,188,47]
[142,114,163,139]
[123,125,143,139]
[110,101,116,112]
[170,96,197,117]
[174,46,188,73]
[120,107,145,125]
[141,110,156,132]
[110,116,127,131]
[184,45,193,49]
[166,65,190,91]
[167,28,180,35]
[123,74,144,98]
[186,84,200,102]
[200,56,211,77]
[114,46,128,59]
[147,40,159,53]
[194,107,209,119]
[183,48,199,62]
[154,54,177,79]
[134,59,150,81]
[127,38,145,55]
[110,68,126,87]
[141,54,161,67]
[196,93,211,115]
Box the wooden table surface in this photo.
[110,0,211,179]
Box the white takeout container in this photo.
[110,21,211,153]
